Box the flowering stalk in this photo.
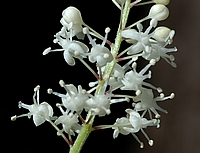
[12,0,177,152]
[69,1,132,152]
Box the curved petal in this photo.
[33,114,45,126]
[63,50,75,66]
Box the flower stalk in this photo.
[69,0,132,152]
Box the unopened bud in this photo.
[148,4,169,21]
[62,7,83,24]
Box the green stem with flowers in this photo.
[69,1,131,153]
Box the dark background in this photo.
[3,0,200,153]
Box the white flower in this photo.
[120,59,157,94]
[142,43,177,67]
[121,22,177,67]
[112,117,132,139]
[84,27,113,67]
[43,29,89,66]
[54,108,81,136]
[112,109,160,148]
[86,93,111,117]
[11,85,53,126]
[125,109,160,147]
[121,23,153,55]
[48,80,90,113]
[134,88,175,118]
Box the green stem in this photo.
[69,1,131,152]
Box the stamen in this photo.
[89,81,98,87]
[132,133,144,148]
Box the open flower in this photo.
[121,22,153,55]
[83,27,113,67]
[43,29,89,66]
[121,59,158,95]
[134,88,175,118]
[48,80,90,113]
[112,109,160,148]
[11,85,53,126]
[54,105,81,136]
[112,117,132,138]
[86,93,112,117]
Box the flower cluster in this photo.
[12,0,177,151]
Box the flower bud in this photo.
[148,4,169,21]
[153,0,170,5]
[62,6,83,24]
[153,26,171,41]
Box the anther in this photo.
[11,115,17,121]
[43,47,51,55]
[105,27,111,33]
[47,88,53,94]
[34,85,40,92]
[149,140,154,146]
[59,80,65,87]
[170,93,175,99]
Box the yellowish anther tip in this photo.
[140,142,144,148]
[105,27,111,33]
[47,88,53,94]
[155,114,161,118]
[136,90,141,96]
[59,80,65,87]
[160,93,165,98]
[56,103,62,107]
[149,140,154,146]
[106,109,111,115]
[150,59,156,65]
[170,93,175,99]
[11,115,17,121]
[83,27,89,34]
[34,85,40,92]
[43,47,51,55]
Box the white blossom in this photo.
[112,109,160,148]
[54,106,81,136]
[48,80,90,113]
[84,27,113,67]
[122,22,177,66]
[112,117,132,139]
[86,93,111,117]
[43,29,89,66]
[120,59,157,94]
[11,85,53,126]
[121,23,153,55]
[134,88,175,118]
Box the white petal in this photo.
[63,50,75,65]
[33,114,45,126]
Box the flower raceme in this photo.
[12,1,177,151]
